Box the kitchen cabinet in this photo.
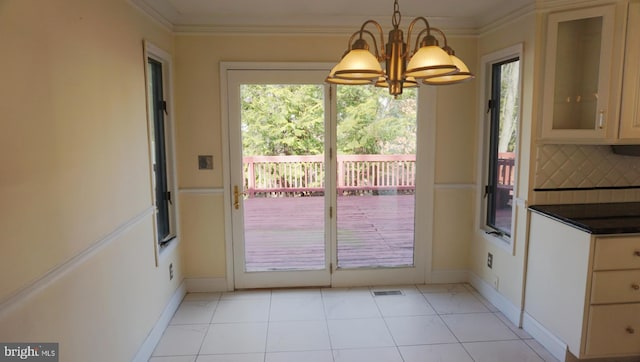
[538,3,631,143]
[525,210,640,360]
[540,4,619,141]
[619,0,640,139]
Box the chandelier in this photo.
[326,0,474,96]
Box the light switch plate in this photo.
[198,155,213,170]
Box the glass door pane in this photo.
[335,86,418,268]
[552,17,602,130]
[240,84,326,272]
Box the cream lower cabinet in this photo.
[525,212,640,360]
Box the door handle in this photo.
[234,185,240,210]
[597,110,605,129]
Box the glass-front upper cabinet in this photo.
[541,5,617,141]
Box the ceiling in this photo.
[131,0,535,34]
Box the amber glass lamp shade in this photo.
[423,54,475,85]
[331,49,383,81]
[405,36,458,79]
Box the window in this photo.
[484,56,520,237]
[146,45,176,248]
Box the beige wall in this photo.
[179,193,226,278]
[431,37,478,276]
[434,37,478,185]
[470,12,537,308]
[0,1,179,361]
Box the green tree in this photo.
[241,84,324,156]
[499,61,519,153]
[337,86,417,155]
[240,84,417,157]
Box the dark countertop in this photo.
[529,202,640,234]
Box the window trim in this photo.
[476,44,523,254]
[144,40,179,265]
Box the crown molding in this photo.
[128,0,175,32]
[171,17,481,37]
[129,0,533,37]
[478,2,537,35]
[536,0,623,11]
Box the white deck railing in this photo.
[243,154,416,197]
[243,153,515,198]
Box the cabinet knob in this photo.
[626,327,635,334]
[634,250,640,257]
[632,283,640,290]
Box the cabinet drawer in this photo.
[593,237,640,270]
[586,304,640,356]
[591,270,640,304]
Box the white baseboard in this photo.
[468,272,522,327]
[185,277,229,292]
[522,312,568,362]
[132,281,186,362]
[429,269,469,284]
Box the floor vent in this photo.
[372,290,403,296]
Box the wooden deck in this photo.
[240,154,515,271]
[243,194,415,271]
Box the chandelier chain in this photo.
[392,0,401,28]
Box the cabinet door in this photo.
[586,304,640,356]
[541,5,616,141]
[525,213,592,356]
[620,0,640,140]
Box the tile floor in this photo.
[149,284,559,362]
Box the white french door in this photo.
[223,63,430,289]
[226,68,331,288]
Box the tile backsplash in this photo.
[533,144,640,204]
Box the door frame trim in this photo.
[418,86,436,284]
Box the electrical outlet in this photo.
[492,275,499,289]
[487,253,493,269]
[169,263,174,281]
